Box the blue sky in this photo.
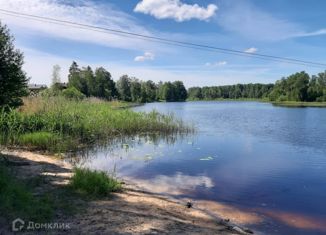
[0,0,325,87]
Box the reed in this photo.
[0,96,191,151]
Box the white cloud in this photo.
[217,0,326,41]
[205,61,227,67]
[0,0,156,51]
[134,0,218,22]
[134,52,155,62]
[295,28,326,37]
[244,47,258,53]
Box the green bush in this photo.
[70,168,121,197]
[61,87,86,100]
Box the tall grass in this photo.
[70,168,121,197]
[0,96,191,151]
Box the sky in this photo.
[0,0,326,87]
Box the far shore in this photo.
[0,149,255,235]
[186,99,326,107]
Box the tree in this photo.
[173,81,187,101]
[130,78,142,102]
[0,22,28,108]
[94,67,117,100]
[116,75,131,101]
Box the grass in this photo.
[70,168,121,197]
[0,96,191,151]
[272,101,326,107]
[18,132,60,150]
[0,162,54,222]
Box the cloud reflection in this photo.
[125,172,214,196]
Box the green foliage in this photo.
[18,132,60,150]
[188,83,274,100]
[70,168,121,197]
[157,81,187,102]
[0,97,190,151]
[0,21,28,109]
[0,163,54,221]
[269,71,323,102]
[62,87,86,100]
[116,75,132,101]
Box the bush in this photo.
[61,87,85,100]
[70,168,121,197]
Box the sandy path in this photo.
[0,149,254,235]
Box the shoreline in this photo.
[0,149,255,235]
[186,99,326,107]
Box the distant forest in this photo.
[64,61,326,103]
[66,61,187,102]
[188,71,326,102]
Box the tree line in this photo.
[187,71,326,102]
[66,61,187,102]
[188,83,274,100]
[1,20,326,110]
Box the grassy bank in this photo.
[0,159,54,222]
[272,101,326,107]
[0,152,122,227]
[0,97,190,152]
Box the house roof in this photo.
[28,84,48,89]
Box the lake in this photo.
[73,101,326,234]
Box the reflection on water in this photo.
[68,101,326,235]
[124,172,214,196]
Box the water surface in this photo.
[74,101,326,234]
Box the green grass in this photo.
[70,168,121,197]
[272,101,326,107]
[0,162,54,222]
[0,96,191,151]
[18,132,60,150]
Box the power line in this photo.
[0,8,325,68]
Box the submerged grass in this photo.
[70,168,121,197]
[0,96,191,151]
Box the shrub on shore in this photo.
[70,168,121,197]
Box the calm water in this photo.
[74,101,326,234]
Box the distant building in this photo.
[28,84,47,96]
